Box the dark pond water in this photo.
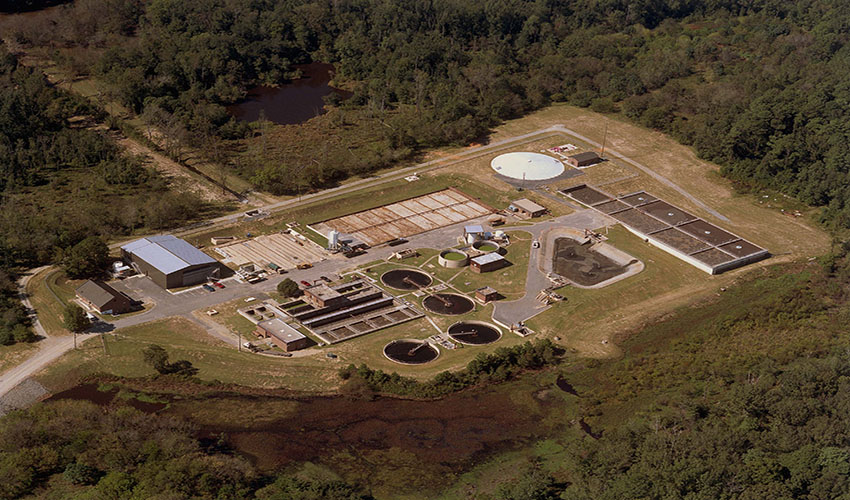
[48,383,167,413]
[227,62,351,125]
[552,237,629,286]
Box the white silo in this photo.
[328,230,340,249]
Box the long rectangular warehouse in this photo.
[121,235,222,289]
[563,185,769,274]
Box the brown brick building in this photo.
[75,280,133,315]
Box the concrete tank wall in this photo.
[438,249,469,268]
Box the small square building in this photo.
[510,199,546,218]
[470,253,507,273]
[302,283,348,309]
[76,280,133,315]
[475,286,499,303]
[567,151,601,168]
[255,318,309,352]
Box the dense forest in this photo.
[8,0,850,229]
[0,47,214,344]
[4,0,850,497]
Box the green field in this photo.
[26,269,76,337]
[35,317,341,393]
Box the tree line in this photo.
[338,339,561,398]
[0,47,216,346]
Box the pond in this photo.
[227,62,351,125]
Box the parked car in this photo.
[326,353,338,359]
[213,282,225,288]
[202,284,215,292]
[300,280,311,287]
[320,275,332,283]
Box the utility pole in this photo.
[237,330,242,352]
[600,122,608,158]
[73,332,77,350]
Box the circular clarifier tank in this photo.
[448,321,502,345]
[384,339,439,364]
[423,293,475,315]
[491,152,565,181]
[472,240,501,253]
[381,269,433,290]
[438,249,469,268]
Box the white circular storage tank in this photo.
[491,152,565,181]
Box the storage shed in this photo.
[255,318,309,352]
[510,198,547,218]
[567,152,602,168]
[470,253,507,273]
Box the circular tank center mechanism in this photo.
[491,152,565,181]
[422,293,475,315]
[384,340,439,364]
[447,321,502,345]
[380,269,432,290]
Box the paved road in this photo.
[108,215,481,333]
[108,126,571,250]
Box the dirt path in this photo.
[118,136,231,202]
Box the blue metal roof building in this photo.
[121,235,221,289]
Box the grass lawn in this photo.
[527,224,731,356]
[34,317,341,393]
[485,103,830,256]
[27,268,74,337]
[318,303,534,378]
[0,342,40,374]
